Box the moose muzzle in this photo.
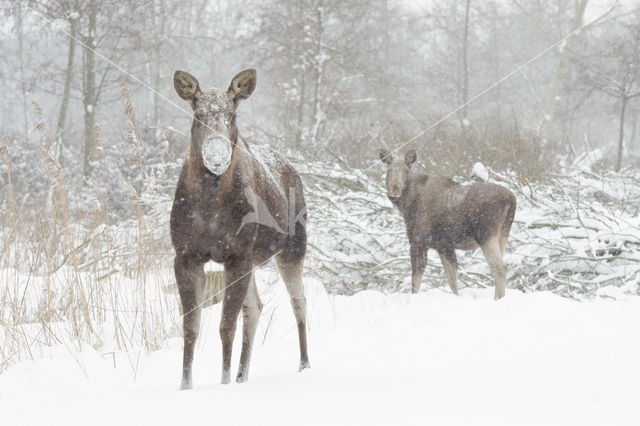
[202,135,232,175]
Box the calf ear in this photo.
[174,70,201,102]
[228,69,257,103]
[379,149,392,164]
[405,149,417,166]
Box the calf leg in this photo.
[276,257,310,371]
[437,248,459,295]
[481,236,507,300]
[499,201,516,256]
[410,243,427,294]
[220,259,252,384]
[236,276,263,383]
[174,255,205,390]
[499,234,508,257]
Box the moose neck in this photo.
[393,171,430,218]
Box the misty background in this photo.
[0,0,639,277]
[2,1,639,182]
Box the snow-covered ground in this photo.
[1,273,638,426]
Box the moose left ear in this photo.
[174,70,201,102]
[379,149,392,164]
[405,149,417,166]
[228,69,257,103]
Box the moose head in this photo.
[174,69,257,175]
[379,149,417,198]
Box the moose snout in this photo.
[204,154,221,169]
[203,152,224,171]
[201,136,232,175]
[389,183,403,197]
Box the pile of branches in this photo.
[504,161,640,299]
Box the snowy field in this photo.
[1,273,639,426]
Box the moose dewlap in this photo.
[380,149,516,299]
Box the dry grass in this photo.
[0,91,180,374]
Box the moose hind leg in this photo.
[236,276,263,383]
[499,201,516,257]
[482,235,507,300]
[219,260,252,384]
[499,234,508,257]
[174,256,205,390]
[276,257,310,371]
[438,249,459,296]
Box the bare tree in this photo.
[28,0,81,165]
[580,12,640,171]
[512,0,589,141]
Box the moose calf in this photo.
[380,149,516,299]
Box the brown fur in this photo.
[171,69,309,389]
[380,149,516,299]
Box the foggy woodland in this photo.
[2,0,639,193]
[0,0,638,286]
[0,1,639,292]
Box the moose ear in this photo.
[379,149,392,164]
[228,69,257,103]
[174,70,201,102]
[404,149,417,166]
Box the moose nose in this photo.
[391,183,402,195]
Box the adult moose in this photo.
[171,69,309,390]
[379,149,516,300]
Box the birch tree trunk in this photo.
[55,17,77,167]
[616,96,628,172]
[539,0,588,142]
[82,0,97,177]
[310,0,325,147]
[294,0,306,148]
[460,0,471,126]
[16,5,29,139]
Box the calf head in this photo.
[379,149,417,198]
[174,69,257,175]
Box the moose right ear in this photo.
[404,149,417,166]
[379,149,392,164]
[174,70,201,102]
[228,69,257,103]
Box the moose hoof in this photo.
[236,372,248,383]
[299,361,311,371]
[179,380,193,390]
[221,371,231,385]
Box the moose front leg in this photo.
[410,243,427,293]
[174,255,205,390]
[219,259,252,384]
[236,275,263,383]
